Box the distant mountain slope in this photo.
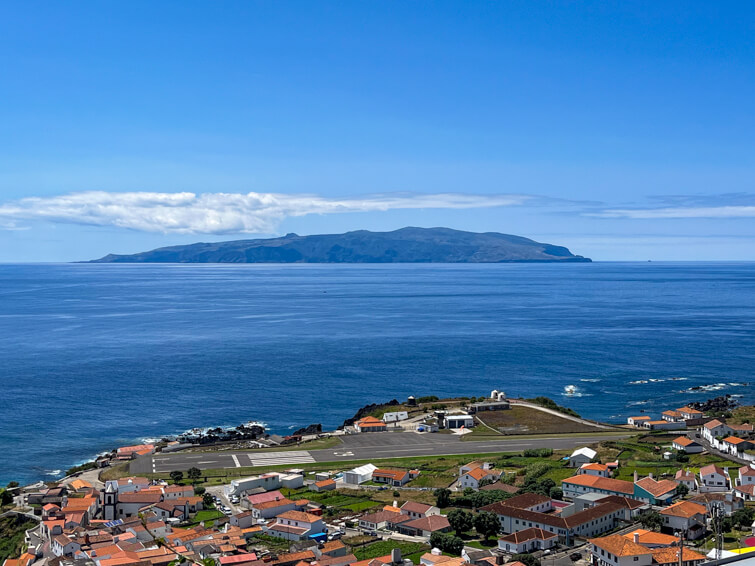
[89,227,591,263]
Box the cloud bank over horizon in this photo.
[0,190,530,235]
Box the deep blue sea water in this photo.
[1,262,754,485]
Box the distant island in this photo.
[89,227,591,263]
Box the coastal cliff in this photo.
[89,227,591,263]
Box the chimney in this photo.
[391,549,402,565]
[633,532,639,544]
[496,555,504,565]
[649,472,653,480]
[633,471,638,482]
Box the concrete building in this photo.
[569,447,597,468]
[343,463,377,485]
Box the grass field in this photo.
[473,406,614,435]
[353,540,429,562]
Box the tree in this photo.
[676,483,689,497]
[187,467,201,482]
[474,510,501,540]
[639,511,663,531]
[448,508,474,535]
[202,493,213,507]
[732,508,755,530]
[512,554,540,566]
[169,470,184,484]
[393,491,400,498]
[429,533,464,556]
[6,481,19,488]
[549,487,563,500]
[434,488,452,508]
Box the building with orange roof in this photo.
[69,478,93,491]
[312,478,337,492]
[622,529,678,548]
[579,463,611,478]
[562,474,635,500]
[672,436,703,454]
[721,436,754,456]
[674,469,697,491]
[115,444,155,460]
[661,410,684,423]
[251,497,297,519]
[627,416,652,427]
[354,416,387,433]
[460,466,501,490]
[266,510,326,541]
[659,501,707,539]
[640,420,685,432]
[699,464,729,492]
[676,407,704,420]
[651,546,706,566]
[498,527,558,553]
[634,476,678,505]
[589,534,653,566]
[372,469,411,487]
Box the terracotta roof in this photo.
[581,463,609,471]
[276,510,321,523]
[703,419,726,430]
[372,469,409,481]
[504,493,551,509]
[623,529,678,546]
[651,547,706,564]
[677,406,703,415]
[562,474,634,495]
[465,467,497,481]
[673,437,695,446]
[675,470,696,480]
[629,416,651,420]
[247,490,284,505]
[401,514,450,532]
[321,540,347,553]
[597,495,647,510]
[254,498,294,510]
[589,534,653,557]
[635,477,678,498]
[699,464,726,476]
[401,501,434,514]
[730,423,754,432]
[722,436,748,445]
[500,527,557,543]
[663,411,682,417]
[482,500,624,530]
[739,465,755,477]
[314,479,336,487]
[659,500,707,518]
[274,550,316,565]
[734,484,755,496]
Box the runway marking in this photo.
[198,461,217,465]
[245,450,315,467]
[232,455,241,468]
[333,451,354,457]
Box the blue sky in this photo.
[1,2,754,261]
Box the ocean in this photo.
[1,262,754,486]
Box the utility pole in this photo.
[677,529,685,566]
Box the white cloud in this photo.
[0,191,528,234]
[590,205,755,219]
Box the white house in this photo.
[675,469,698,491]
[225,473,282,497]
[701,420,732,445]
[266,510,325,541]
[400,501,440,519]
[569,447,597,468]
[589,534,653,566]
[738,465,755,486]
[251,497,297,519]
[659,500,707,540]
[343,463,377,485]
[498,527,557,553]
[672,437,704,454]
[627,416,652,427]
[699,464,729,492]
[579,463,611,477]
[52,534,81,557]
[459,467,501,490]
[721,436,754,456]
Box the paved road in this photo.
[131,431,630,474]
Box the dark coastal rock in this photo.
[688,395,740,414]
[340,399,400,429]
[292,424,322,436]
[88,227,591,263]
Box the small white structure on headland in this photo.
[490,390,507,401]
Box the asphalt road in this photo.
[131,431,630,475]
